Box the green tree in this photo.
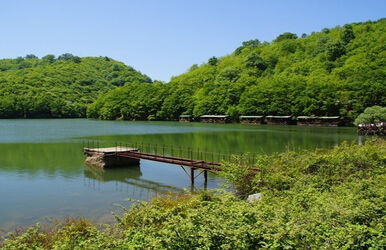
[235,39,261,55]
[58,53,75,60]
[25,54,38,59]
[42,54,55,63]
[189,64,199,71]
[72,56,81,63]
[208,56,218,66]
[242,39,260,47]
[341,24,355,45]
[245,53,267,70]
[217,66,241,82]
[274,32,298,42]
[354,106,386,125]
[325,39,345,61]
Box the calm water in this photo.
[0,119,357,232]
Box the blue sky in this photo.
[1,0,385,81]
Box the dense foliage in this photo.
[89,19,385,123]
[354,105,386,125]
[87,82,167,120]
[2,139,385,249]
[0,54,151,118]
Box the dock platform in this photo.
[83,142,257,185]
[83,147,140,169]
[84,146,139,154]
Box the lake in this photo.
[0,119,357,233]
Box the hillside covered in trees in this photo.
[89,19,385,123]
[0,54,151,118]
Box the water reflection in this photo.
[84,165,182,196]
[0,142,84,176]
[90,126,357,155]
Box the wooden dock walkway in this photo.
[83,141,257,186]
[84,147,221,185]
[83,147,220,170]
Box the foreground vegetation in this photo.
[89,19,385,123]
[2,139,385,249]
[0,55,151,118]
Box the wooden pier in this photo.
[83,141,258,186]
[83,145,231,186]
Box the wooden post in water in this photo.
[190,168,195,185]
[204,170,208,189]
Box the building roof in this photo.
[200,115,229,118]
[318,116,340,119]
[239,116,264,119]
[297,116,317,119]
[297,116,340,119]
[179,115,192,118]
[266,115,292,119]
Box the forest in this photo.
[0,54,151,118]
[1,19,385,122]
[89,19,385,123]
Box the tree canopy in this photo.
[89,19,385,123]
[1,19,385,123]
[0,55,151,118]
[354,106,386,125]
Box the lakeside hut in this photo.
[179,115,192,122]
[200,115,230,124]
[317,116,341,126]
[297,116,341,126]
[239,115,265,125]
[265,115,294,125]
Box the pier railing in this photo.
[83,140,257,166]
